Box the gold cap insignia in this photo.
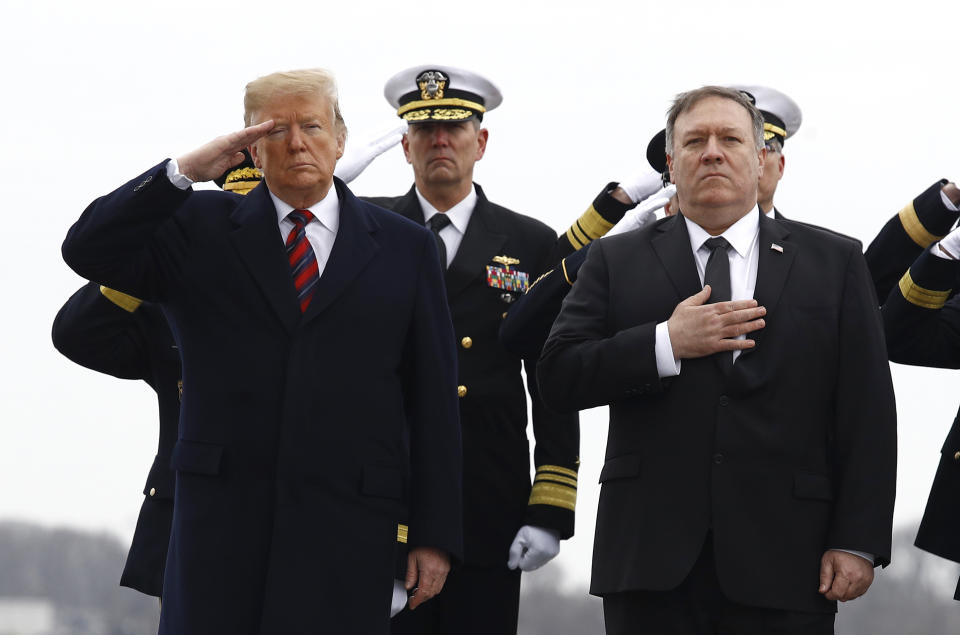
[417,71,448,101]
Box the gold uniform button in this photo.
[457,385,468,398]
[954,451,960,461]
[501,312,508,319]
[149,488,157,497]
[461,337,473,349]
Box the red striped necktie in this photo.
[286,209,320,313]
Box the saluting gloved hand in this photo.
[390,579,407,617]
[936,223,960,260]
[334,120,409,184]
[606,184,677,238]
[507,525,561,572]
[617,167,666,204]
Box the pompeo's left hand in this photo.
[507,525,561,572]
[818,549,874,601]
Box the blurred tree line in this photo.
[0,522,956,634]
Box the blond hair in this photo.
[244,68,347,141]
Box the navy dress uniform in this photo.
[52,282,180,597]
[865,179,960,599]
[368,65,580,634]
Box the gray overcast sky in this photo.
[3,0,959,597]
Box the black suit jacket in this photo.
[865,180,960,599]
[365,185,580,566]
[538,212,897,614]
[52,282,178,597]
[62,163,463,635]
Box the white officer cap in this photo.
[729,85,802,146]
[384,64,503,123]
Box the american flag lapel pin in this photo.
[771,243,784,253]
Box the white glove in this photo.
[507,525,560,572]
[936,224,960,259]
[617,168,665,204]
[334,120,409,184]
[606,184,677,238]
[390,579,407,617]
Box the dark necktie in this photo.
[703,236,732,372]
[286,209,320,313]
[427,213,452,269]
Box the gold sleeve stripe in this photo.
[535,473,578,488]
[576,206,615,241]
[569,221,591,247]
[528,482,577,511]
[564,226,587,250]
[397,524,408,544]
[899,202,944,248]
[561,258,574,285]
[537,464,579,479]
[397,98,486,116]
[898,270,951,309]
[100,286,142,312]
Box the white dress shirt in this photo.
[416,185,477,268]
[166,159,340,277]
[655,207,761,377]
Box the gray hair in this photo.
[664,86,764,155]
[244,68,347,143]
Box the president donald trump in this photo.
[538,86,896,634]
[62,69,462,635]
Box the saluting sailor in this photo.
[864,177,960,600]
[361,64,580,635]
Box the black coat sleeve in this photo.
[52,281,151,382]
[864,179,957,301]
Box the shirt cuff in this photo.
[940,189,959,212]
[655,321,681,378]
[834,549,875,565]
[166,158,195,190]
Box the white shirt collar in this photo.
[416,185,477,234]
[269,184,340,233]
[684,205,760,258]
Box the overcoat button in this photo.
[461,337,473,349]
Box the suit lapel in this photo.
[301,179,380,324]
[228,184,301,335]
[445,186,508,301]
[746,213,796,354]
[651,214,702,300]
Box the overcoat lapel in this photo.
[228,183,301,335]
[651,214,702,301]
[745,213,796,354]
[446,187,508,301]
[302,179,380,324]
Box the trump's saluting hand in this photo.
[176,120,275,183]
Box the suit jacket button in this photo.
[713,453,724,464]
[458,385,468,398]
[461,337,473,349]
[149,488,157,497]
[718,396,729,407]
